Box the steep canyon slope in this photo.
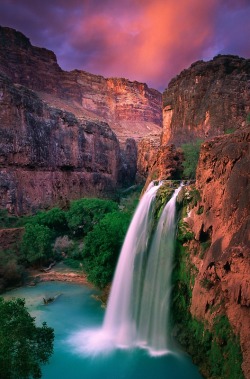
[143,55,250,378]
[0,26,162,214]
[162,55,250,145]
[186,128,250,378]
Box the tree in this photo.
[82,211,131,288]
[21,223,54,266]
[66,198,118,236]
[0,297,54,379]
[32,207,67,234]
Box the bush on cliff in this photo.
[0,297,54,379]
[181,140,202,179]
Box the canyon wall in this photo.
[172,128,250,378]
[162,55,250,145]
[188,127,250,378]
[0,26,162,214]
[0,26,162,145]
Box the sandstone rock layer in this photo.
[162,55,250,145]
[186,128,250,378]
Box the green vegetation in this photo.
[1,189,140,290]
[153,182,175,221]
[246,113,250,124]
[82,211,131,288]
[66,198,118,237]
[181,140,202,179]
[171,199,244,379]
[21,224,54,266]
[0,297,54,379]
[0,249,25,291]
[225,128,235,134]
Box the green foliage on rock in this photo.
[153,182,175,221]
[171,199,244,379]
[0,297,54,379]
[181,140,202,179]
[82,211,131,288]
[0,210,19,228]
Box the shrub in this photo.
[0,250,24,290]
[181,140,202,179]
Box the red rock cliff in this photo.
[0,73,122,214]
[0,26,163,214]
[186,128,250,378]
[162,55,250,145]
[0,26,162,146]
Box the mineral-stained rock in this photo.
[137,135,184,190]
[186,128,250,378]
[162,55,250,145]
[0,73,124,214]
[0,25,163,213]
[0,26,162,146]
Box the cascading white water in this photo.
[102,181,162,347]
[102,183,182,355]
[68,182,182,356]
[136,185,182,355]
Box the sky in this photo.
[0,0,250,91]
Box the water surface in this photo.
[3,282,202,379]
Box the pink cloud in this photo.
[0,0,249,90]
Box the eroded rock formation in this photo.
[162,55,250,145]
[0,26,162,214]
[185,128,250,378]
[0,73,122,214]
[0,26,162,146]
[137,138,183,188]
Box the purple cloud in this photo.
[0,0,249,91]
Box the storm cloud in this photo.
[0,0,249,91]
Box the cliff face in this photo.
[0,25,163,214]
[0,26,162,146]
[185,128,250,378]
[162,55,250,145]
[137,138,183,187]
[0,73,122,214]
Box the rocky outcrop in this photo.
[162,55,250,145]
[138,140,183,188]
[0,227,24,252]
[185,128,250,378]
[0,73,123,214]
[0,26,162,146]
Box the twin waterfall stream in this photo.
[72,182,182,356]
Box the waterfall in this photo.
[102,183,182,355]
[103,181,161,347]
